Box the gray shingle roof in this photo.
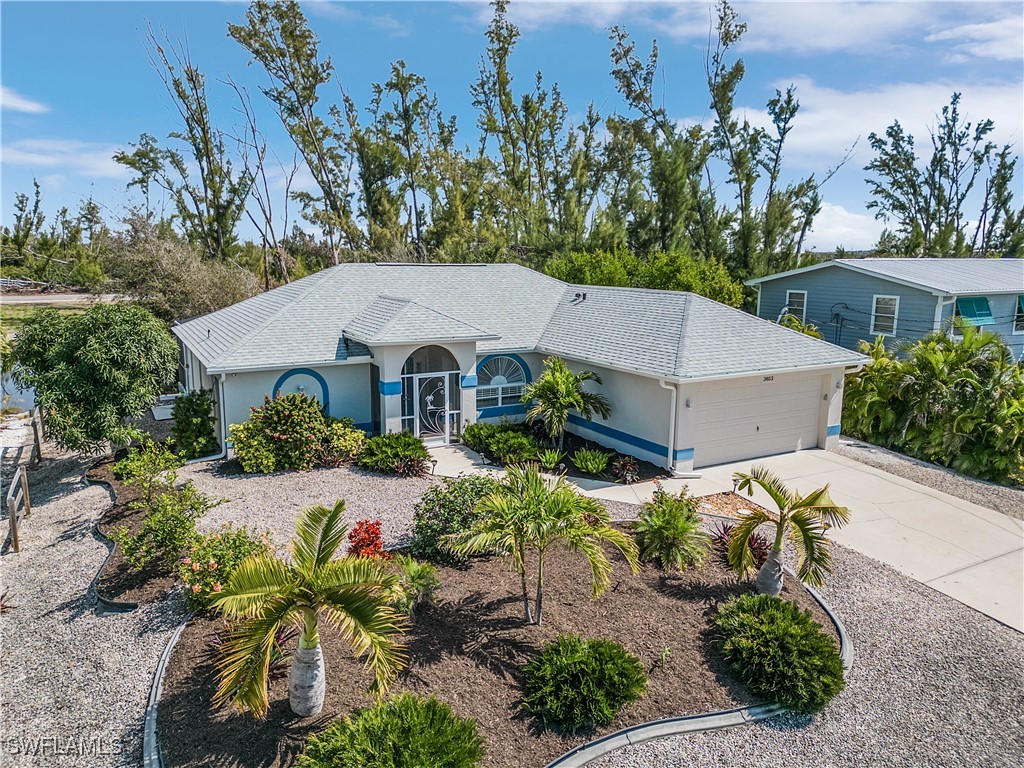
[747,258,1024,295]
[173,263,866,379]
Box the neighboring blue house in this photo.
[746,258,1024,359]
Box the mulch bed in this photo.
[558,429,668,483]
[88,455,179,606]
[159,528,836,768]
[696,492,772,521]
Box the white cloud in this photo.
[926,16,1024,61]
[1,85,49,113]
[2,138,128,179]
[805,201,883,251]
[306,0,412,37]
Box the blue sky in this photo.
[2,0,1022,251]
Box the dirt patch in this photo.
[88,456,179,606]
[696,492,773,521]
[159,529,836,768]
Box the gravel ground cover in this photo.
[588,544,1024,768]
[0,446,186,768]
[833,437,1024,521]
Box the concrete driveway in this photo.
[580,449,1024,632]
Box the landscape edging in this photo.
[143,621,187,768]
[83,467,141,615]
[542,567,855,768]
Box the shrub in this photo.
[113,438,184,502]
[358,432,430,476]
[462,421,500,454]
[538,448,565,471]
[711,521,769,570]
[522,634,646,733]
[713,594,844,713]
[572,447,612,475]
[110,482,220,569]
[634,484,709,571]
[489,430,538,465]
[410,475,500,566]
[179,525,273,610]
[611,455,640,484]
[171,389,219,459]
[321,421,366,465]
[297,693,485,768]
[249,392,327,471]
[347,519,391,560]
[391,554,440,616]
[230,421,276,473]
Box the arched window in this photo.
[476,356,527,408]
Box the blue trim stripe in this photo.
[567,414,671,459]
[378,380,402,396]
[273,368,329,412]
[461,374,479,388]
[675,447,695,461]
[826,424,842,437]
[477,404,526,419]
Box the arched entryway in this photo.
[400,345,462,444]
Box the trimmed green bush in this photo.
[634,484,709,571]
[297,692,485,768]
[230,421,276,473]
[358,432,430,476]
[321,421,367,465]
[572,447,612,475]
[462,421,501,454]
[713,594,844,713]
[171,389,219,459]
[488,430,538,465]
[250,392,327,471]
[410,475,499,566]
[522,634,646,733]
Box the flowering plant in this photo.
[179,525,274,610]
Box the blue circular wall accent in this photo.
[273,368,330,412]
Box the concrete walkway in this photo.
[428,445,1023,632]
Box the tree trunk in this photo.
[755,548,785,596]
[288,643,326,716]
[518,548,533,624]
[534,549,545,626]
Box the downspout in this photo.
[659,379,677,474]
[185,372,229,464]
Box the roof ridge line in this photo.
[673,293,692,377]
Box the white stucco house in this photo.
[172,262,868,474]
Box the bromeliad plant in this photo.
[444,464,639,626]
[728,466,851,595]
[212,501,406,717]
[522,357,611,451]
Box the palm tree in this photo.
[212,501,406,717]
[522,356,612,450]
[444,464,639,625]
[727,466,850,596]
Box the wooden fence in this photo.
[6,465,31,552]
[30,406,44,464]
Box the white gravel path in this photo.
[588,545,1024,768]
[0,449,186,767]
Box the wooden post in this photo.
[8,490,19,554]
[30,408,44,465]
[20,466,30,518]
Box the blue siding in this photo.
[940,293,1024,360]
[756,265,940,351]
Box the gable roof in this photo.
[173,263,866,379]
[746,258,1024,296]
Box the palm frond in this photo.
[319,593,407,696]
[726,508,774,577]
[792,485,851,529]
[733,465,794,512]
[291,500,349,578]
[212,554,297,618]
[787,508,833,587]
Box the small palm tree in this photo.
[728,466,850,596]
[444,465,639,626]
[522,356,612,450]
[212,501,406,718]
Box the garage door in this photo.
[689,373,823,468]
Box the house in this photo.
[746,258,1024,358]
[172,263,867,473]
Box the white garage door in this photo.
[689,373,823,469]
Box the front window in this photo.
[476,356,527,409]
[871,295,899,336]
[953,296,995,335]
[1013,296,1024,333]
[785,290,807,322]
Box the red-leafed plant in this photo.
[347,519,391,560]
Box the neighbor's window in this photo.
[1014,296,1024,334]
[476,356,527,409]
[871,295,899,336]
[953,296,996,335]
[785,290,807,322]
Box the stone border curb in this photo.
[143,621,187,768]
[83,468,140,615]
[543,569,854,768]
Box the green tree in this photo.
[522,357,612,450]
[10,303,178,452]
[727,465,850,595]
[445,465,639,625]
[213,501,406,717]
[865,92,1022,257]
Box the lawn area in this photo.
[0,301,88,337]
